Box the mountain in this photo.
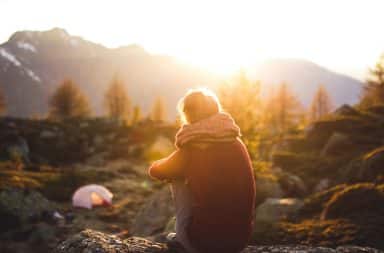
[254,59,363,107]
[0,28,217,117]
[0,28,363,117]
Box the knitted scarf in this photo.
[175,112,241,148]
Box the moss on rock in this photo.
[321,183,384,220]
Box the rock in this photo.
[298,184,347,218]
[305,117,367,149]
[1,134,30,163]
[255,198,304,225]
[40,130,57,138]
[79,122,89,128]
[54,229,168,253]
[314,178,331,193]
[333,104,360,117]
[255,174,284,205]
[28,222,58,243]
[131,187,174,237]
[366,105,384,116]
[0,189,55,233]
[85,152,107,166]
[164,216,176,234]
[321,183,384,220]
[321,132,351,156]
[93,135,105,146]
[253,198,304,237]
[360,146,384,181]
[342,147,384,183]
[54,229,384,253]
[277,172,307,197]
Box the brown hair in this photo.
[177,88,222,124]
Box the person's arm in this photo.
[148,149,184,181]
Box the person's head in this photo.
[177,88,222,124]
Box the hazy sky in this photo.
[1,0,384,79]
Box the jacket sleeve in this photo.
[148,149,185,181]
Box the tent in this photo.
[72,184,113,209]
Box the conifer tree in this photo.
[150,97,167,122]
[310,84,333,121]
[104,76,131,121]
[219,70,261,133]
[360,54,384,108]
[49,79,91,119]
[264,82,303,133]
[131,105,143,125]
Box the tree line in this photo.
[0,75,168,123]
[0,53,383,126]
[218,72,333,136]
[219,53,384,137]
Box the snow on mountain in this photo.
[25,68,41,83]
[16,41,37,53]
[0,28,363,117]
[0,48,22,67]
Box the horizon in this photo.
[1,0,384,80]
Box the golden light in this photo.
[1,0,384,78]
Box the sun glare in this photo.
[1,0,384,78]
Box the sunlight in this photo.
[2,0,384,77]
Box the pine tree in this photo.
[264,82,303,133]
[0,87,6,115]
[104,76,131,121]
[150,97,167,122]
[219,70,261,133]
[360,54,384,108]
[49,79,91,119]
[310,85,333,121]
[131,105,142,125]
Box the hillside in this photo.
[0,28,362,117]
[254,59,363,106]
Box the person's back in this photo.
[183,140,255,253]
[148,88,256,253]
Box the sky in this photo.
[1,0,384,79]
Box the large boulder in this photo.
[305,117,374,149]
[313,178,332,193]
[342,146,384,183]
[255,174,284,206]
[333,104,360,117]
[0,134,30,163]
[131,187,174,237]
[321,183,384,220]
[54,229,383,253]
[0,189,55,233]
[255,198,304,225]
[321,132,351,156]
[277,172,307,197]
[298,184,347,218]
[360,146,384,181]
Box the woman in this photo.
[148,88,256,253]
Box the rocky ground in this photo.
[2,105,384,252]
[53,230,384,253]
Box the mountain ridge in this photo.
[0,28,363,117]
